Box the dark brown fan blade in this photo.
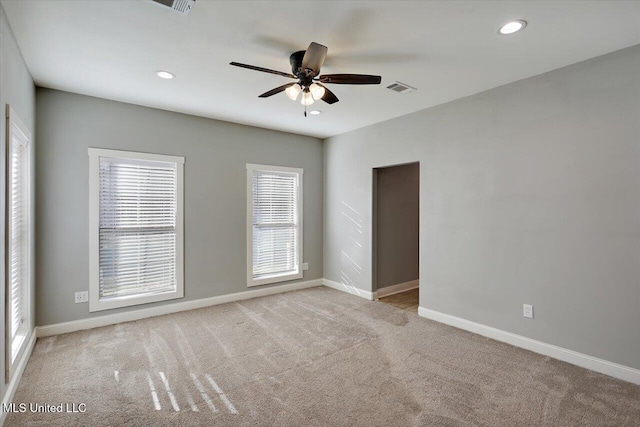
[259,83,296,98]
[317,83,339,104]
[318,74,382,85]
[230,62,295,78]
[301,42,328,76]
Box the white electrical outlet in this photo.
[302,262,309,271]
[75,291,88,304]
[523,304,534,319]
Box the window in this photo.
[88,148,184,312]
[5,106,32,378]
[247,164,303,287]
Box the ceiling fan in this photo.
[230,42,382,116]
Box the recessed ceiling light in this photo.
[498,20,527,35]
[309,110,322,115]
[156,70,175,79]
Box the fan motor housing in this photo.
[290,51,315,84]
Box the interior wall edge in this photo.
[322,279,375,301]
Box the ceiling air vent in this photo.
[150,0,195,15]
[386,81,417,94]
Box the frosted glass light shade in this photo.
[301,91,314,105]
[309,83,325,100]
[285,84,302,100]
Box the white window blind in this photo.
[6,106,31,373]
[247,165,303,287]
[9,142,27,341]
[8,129,28,344]
[89,149,184,312]
[99,157,177,299]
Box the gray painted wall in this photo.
[374,163,419,289]
[36,88,323,326]
[0,4,36,402]
[324,45,640,370]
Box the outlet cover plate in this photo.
[75,291,89,304]
[523,304,534,319]
[302,262,309,271]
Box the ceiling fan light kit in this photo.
[231,42,382,116]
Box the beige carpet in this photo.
[7,286,640,426]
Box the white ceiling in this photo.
[3,0,640,138]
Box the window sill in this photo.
[89,288,184,312]
[11,324,30,365]
[248,271,303,288]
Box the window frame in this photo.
[88,148,185,312]
[5,105,32,382]
[246,163,303,288]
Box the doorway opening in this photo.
[372,162,420,313]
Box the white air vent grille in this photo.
[386,81,417,94]
[151,0,195,15]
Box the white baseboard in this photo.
[1,330,36,426]
[374,279,419,299]
[418,307,640,385]
[37,279,323,338]
[322,279,375,300]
